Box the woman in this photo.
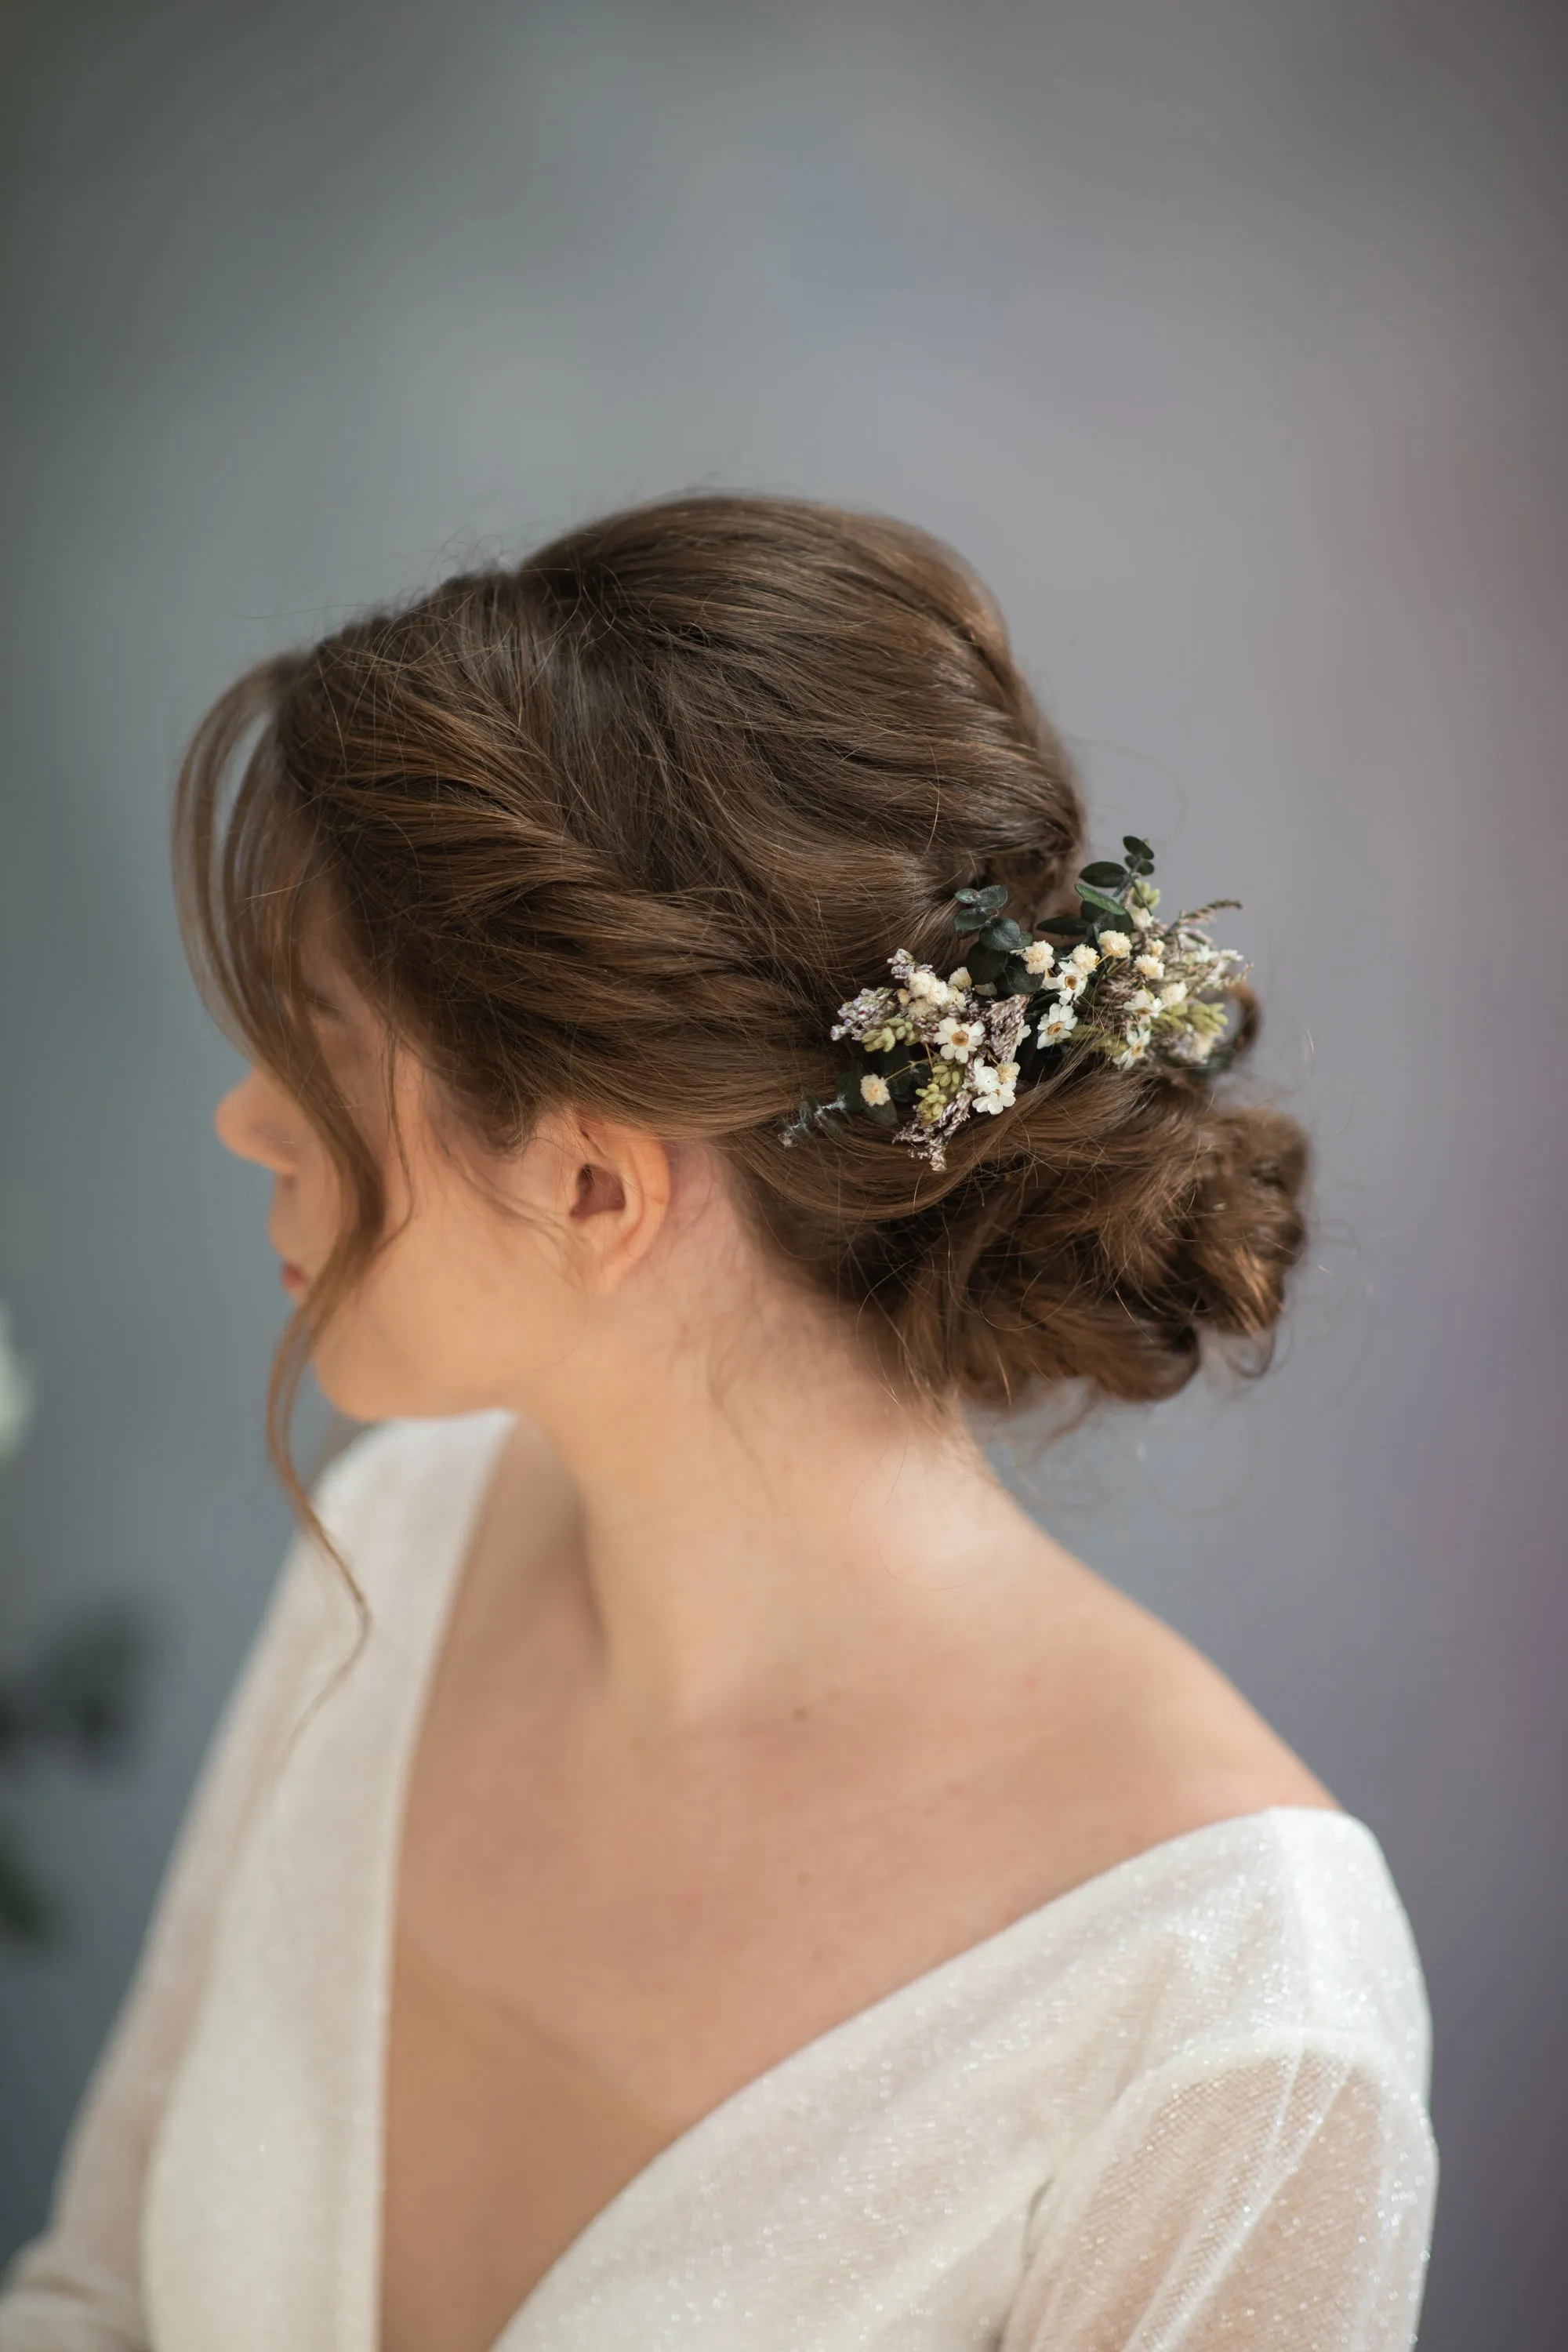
[0,495,1436,2350]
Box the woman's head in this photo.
[178,493,1306,1475]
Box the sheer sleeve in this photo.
[1001,2027,1437,2352]
[0,1451,370,2351]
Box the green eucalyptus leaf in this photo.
[1080,861,1128,888]
[979,916,1029,953]
[952,884,1009,931]
[1076,882,1128,923]
[965,942,1007,983]
[999,957,1044,995]
[1122,835,1156,873]
[863,1098,901,1129]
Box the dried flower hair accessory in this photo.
[781,837,1247,1169]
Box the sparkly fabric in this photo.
[0,1414,1437,2351]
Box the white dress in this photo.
[0,1413,1438,2352]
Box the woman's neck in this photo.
[509,1311,1052,1737]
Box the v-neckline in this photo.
[358,1410,1355,2352]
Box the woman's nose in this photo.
[213,1066,298,1175]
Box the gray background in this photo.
[2,2,1564,2342]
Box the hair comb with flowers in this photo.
[781,837,1247,1170]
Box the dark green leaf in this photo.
[964,942,1007,984]
[979,916,1029,953]
[1076,882,1128,923]
[1080,861,1128,887]
[999,957,1044,995]
[951,884,1008,931]
[1122,835,1156,873]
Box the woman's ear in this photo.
[536,1110,673,1292]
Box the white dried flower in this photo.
[1038,1000,1078,1047]
[859,1073,891,1106]
[935,1014,983,1062]
[1160,980,1188,1007]
[906,967,950,1005]
[1052,964,1089,1001]
[1128,987,1156,1014]
[1134,953,1164,980]
[946,964,973,991]
[1070,944,1100,972]
[1022,940,1054,975]
[1130,904,1155,931]
[971,1058,1019,1111]
[1097,930,1131,958]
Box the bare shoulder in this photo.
[993,1537,1338,1899]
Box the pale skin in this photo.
[215,979,1334,2352]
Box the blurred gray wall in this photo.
[2,2,1564,2342]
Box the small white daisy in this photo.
[1159,980,1188,1008]
[1038,1000,1078,1047]
[935,1014,983,1062]
[1128,987,1156,1014]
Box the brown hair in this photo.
[175,492,1307,1501]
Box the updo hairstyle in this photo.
[174,493,1307,1477]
